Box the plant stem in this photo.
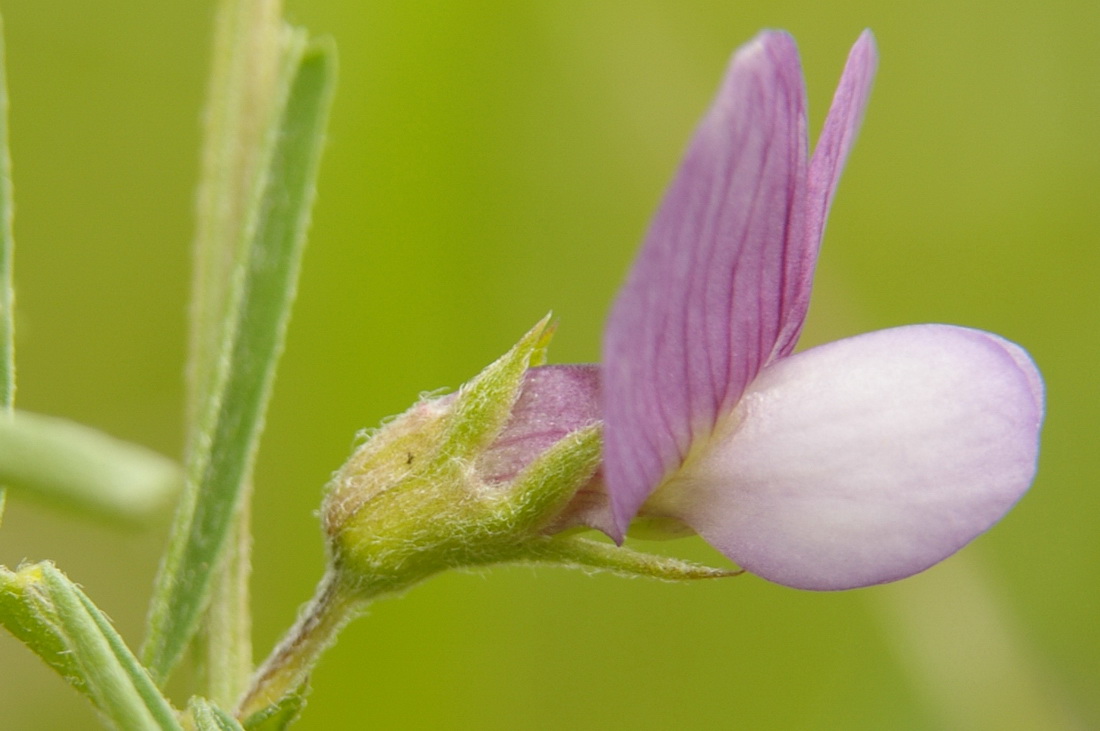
[187,0,282,424]
[236,570,362,721]
[203,501,255,706]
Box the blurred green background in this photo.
[0,0,1096,728]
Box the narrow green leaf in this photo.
[443,315,552,455]
[188,697,247,731]
[182,2,290,702]
[0,410,182,523]
[187,0,290,444]
[143,37,337,684]
[0,562,183,730]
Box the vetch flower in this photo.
[595,29,1044,590]
[238,30,1046,721]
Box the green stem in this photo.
[236,533,734,721]
[236,570,362,721]
[203,501,254,706]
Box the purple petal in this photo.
[773,30,878,358]
[602,31,809,537]
[649,325,1043,590]
[478,365,601,485]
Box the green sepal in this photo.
[441,314,552,456]
[324,315,572,597]
[516,535,742,582]
[0,561,183,730]
[489,423,602,537]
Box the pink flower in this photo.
[481,30,1042,590]
[596,29,1044,589]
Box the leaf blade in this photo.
[143,35,337,685]
[1,562,183,730]
[0,410,181,523]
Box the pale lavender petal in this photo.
[602,31,809,537]
[774,30,878,358]
[478,365,601,485]
[651,325,1043,590]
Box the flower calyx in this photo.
[322,317,596,597]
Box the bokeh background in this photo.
[0,1,1096,728]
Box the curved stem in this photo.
[235,570,361,720]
